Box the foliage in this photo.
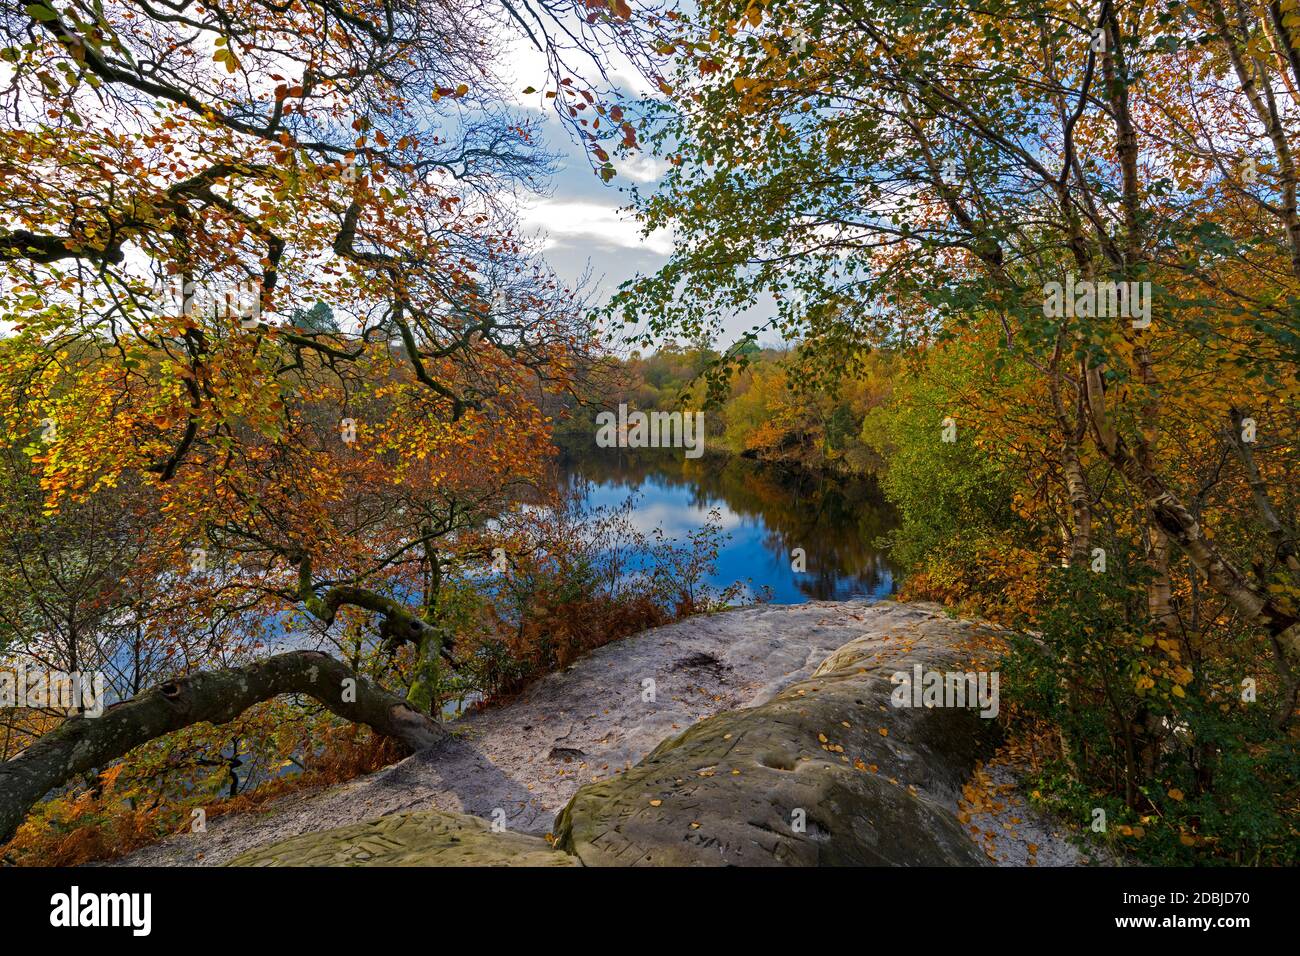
[463,490,746,700]
[4,0,1299,868]
[557,341,895,474]
[863,339,1023,572]
[0,0,673,861]
[1004,568,1298,865]
[607,0,1300,864]
[0,709,402,867]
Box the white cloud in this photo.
[615,153,669,183]
[521,199,674,256]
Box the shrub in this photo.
[1002,567,1299,865]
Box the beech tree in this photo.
[0,0,660,842]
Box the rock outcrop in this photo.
[122,599,883,866]
[231,810,575,866]
[228,602,1007,867]
[552,608,1001,865]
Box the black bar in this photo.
[0,865,1280,943]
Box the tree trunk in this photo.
[0,650,445,844]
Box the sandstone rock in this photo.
[552,608,1002,865]
[228,809,577,867]
[120,599,906,866]
[206,603,1013,867]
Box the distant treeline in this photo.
[554,341,896,476]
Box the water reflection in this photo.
[560,451,897,603]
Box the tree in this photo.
[291,303,340,334]
[0,0,650,842]
[613,0,1299,721]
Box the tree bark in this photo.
[0,650,445,845]
[1047,337,1093,566]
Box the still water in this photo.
[560,451,898,604]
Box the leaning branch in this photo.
[0,650,445,845]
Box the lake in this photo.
[559,451,898,604]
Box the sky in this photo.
[498,27,782,354]
[516,110,676,333]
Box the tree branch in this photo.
[0,650,446,844]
